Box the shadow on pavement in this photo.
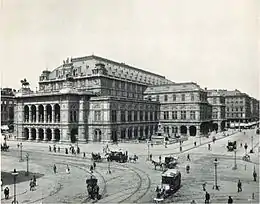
[1,171,44,185]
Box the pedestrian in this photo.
[205,191,210,204]
[151,143,153,148]
[253,170,257,182]
[93,162,96,170]
[208,144,211,150]
[4,186,9,199]
[83,152,86,158]
[29,179,34,191]
[77,146,80,154]
[53,145,56,153]
[33,175,37,186]
[1,179,3,191]
[49,145,52,152]
[90,165,94,173]
[159,155,162,163]
[149,154,152,161]
[53,164,57,174]
[202,182,206,191]
[187,154,191,161]
[228,196,233,203]
[180,146,182,152]
[66,164,70,174]
[186,164,190,173]
[65,148,68,154]
[17,143,20,148]
[191,200,196,204]
[194,141,197,147]
[58,147,60,153]
[240,142,242,148]
[237,180,242,192]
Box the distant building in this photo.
[1,88,16,130]
[144,83,213,136]
[207,89,226,131]
[218,89,259,128]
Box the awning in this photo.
[1,125,9,130]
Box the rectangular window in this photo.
[190,111,195,120]
[145,111,148,121]
[121,110,125,122]
[150,112,153,121]
[164,111,169,120]
[191,94,194,101]
[181,94,185,101]
[128,111,132,121]
[140,111,143,121]
[164,95,168,102]
[94,111,101,121]
[172,111,177,119]
[156,95,160,101]
[181,111,186,120]
[134,111,138,121]
[172,94,176,101]
[111,110,117,122]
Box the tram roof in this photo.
[162,169,180,177]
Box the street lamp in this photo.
[213,158,219,190]
[232,149,237,170]
[147,141,150,161]
[19,143,23,162]
[108,158,111,174]
[25,153,29,176]
[250,136,254,153]
[11,169,19,204]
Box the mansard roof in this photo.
[144,82,203,94]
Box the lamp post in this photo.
[251,136,254,153]
[108,158,111,174]
[213,158,219,190]
[232,149,237,170]
[25,153,29,176]
[19,143,23,162]
[147,141,150,161]
[11,169,18,204]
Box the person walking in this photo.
[208,144,211,150]
[253,170,257,182]
[240,142,243,148]
[90,165,94,173]
[33,175,37,186]
[66,164,70,174]
[4,186,9,199]
[237,180,242,192]
[53,164,57,174]
[49,145,52,152]
[149,154,152,161]
[228,196,233,203]
[205,191,210,204]
[202,182,206,191]
[83,152,86,159]
[194,141,197,147]
[159,155,162,163]
[93,162,96,170]
[187,154,191,161]
[58,146,60,153]
[29,179,34,191]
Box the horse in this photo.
[151,160,164,170]
[128,155,138,163]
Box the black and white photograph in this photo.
[1,0,259,203]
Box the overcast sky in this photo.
[1,0,259,98]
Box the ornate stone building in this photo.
[1,88,16,129]
[206,89,226,132]
[14,55,170,143]
[143,83,213,136]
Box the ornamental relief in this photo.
[93,103,101,109]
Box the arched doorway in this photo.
[111,130,117,142]
[121,129,126,139]
[213,123,218,132]
[200,123,209,135]
[134,127,138,139]
[46,128,52,141]
[54,104,60,122]
[140,127,144,138]
[46,104,52,122]
[24,106,29,122]
[128,127,132,139]
[145,126,149,138]
[31,105,36,122]
[38,105,44,122]
[31,128,36,140]
[71,128,78,143]
[38,128,44,141]
[54,129,60,141]
[24,128,29,140]
[94,129,102,142]
[180,125,187,135]
[189,126,197,136]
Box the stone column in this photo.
[29,128,32,140]
[36,129,40,142]
[52,107,55,123]
[196,125,200,136]
[117,110,120,123]
[187,126,190,136]
[36,105,39,123]
[52,129,56,142]
[43,129,48,141]
[44,106,47,123]
[29,105,32,123]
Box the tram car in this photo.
[91,152,106,162]
[107,150,128,163]
[86,175,101,200]
[164,156,178,169]
[227,141,237,151]
[154,169,181,201]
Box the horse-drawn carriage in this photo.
[242,154,250,162]
[154,169,181,202]
[91,153,106,162]
[86,175,101,200]
[227,141,237,151]
[107,151,128,163]
[164,156,178,169]
[1,143,9,151]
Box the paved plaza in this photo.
[1,128,259,203]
